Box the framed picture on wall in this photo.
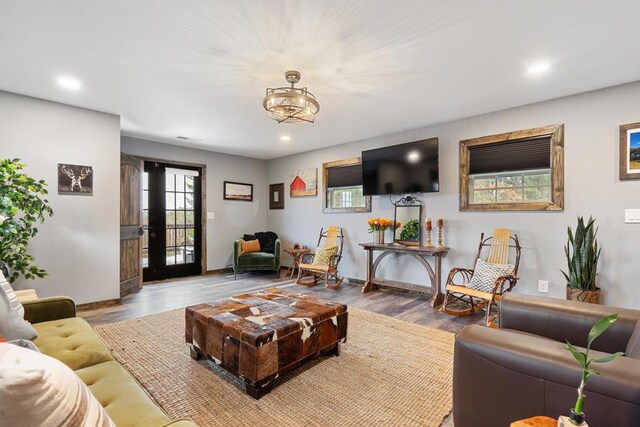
[290,168,318,197]
[269,183,284,209]
[58,163,93,195]
[223,181,253,201]
[620,122,640,180]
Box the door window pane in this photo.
[176,229,186,246]
[166,229,175,246]
[176,211,185,226]
[143,190,148,209]
[185,176,194,192]
[166,211,175,228]
[166,174,175,191]
[166,193,175,210]
[186,229,195,245]
[186,211,195,226]
[176,176,185,192]
[185,246,195,264]
[166,248,176,265]
[142,248,149,267]
[185,193,194,209]
[176,193,185,209]
[175,249,185,265]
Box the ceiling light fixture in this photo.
[527,62,551,75]
[280,136,291,141]
[57,76,82,91]
[263,70,319,124]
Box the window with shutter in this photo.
[460,124,564,211]
[322,157,371,213]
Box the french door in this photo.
[143,161,202,282]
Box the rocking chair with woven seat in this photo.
[440,228,521,326]
[295,226,344,289]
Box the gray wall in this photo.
[0,91,121,304]
[121,137,268,271]
[267,81,640,309]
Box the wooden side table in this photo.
[511,416,556,427]
[284,248,310,279]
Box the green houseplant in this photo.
[561,216,601,304]
[399,218,420,241]
[0,158,53,282]
[563,313,625,426]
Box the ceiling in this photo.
[1,1,640,159]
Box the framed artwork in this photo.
[269,183,284,209]
[58,163,93,195]
[290,168,318,197]
[223,181,253,201]
[620,122,640,180]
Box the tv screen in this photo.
[362,138,439,196]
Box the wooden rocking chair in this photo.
[295,226,344,289]
[440,229,521,327]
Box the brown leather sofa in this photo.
[453,293,640,427]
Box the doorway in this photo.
[143,161,203,282]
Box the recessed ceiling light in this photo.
[57,76,82,91]
[527,63,551,75]
[280,136,291,142]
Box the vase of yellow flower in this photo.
[367,218,399,244]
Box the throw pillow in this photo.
[312,246,338,266]
[468,258,515,292]
[241,239,261,254]
[0,283,37,341]
[0,271,24,318]
[626,320,640,359]
[0,343,115,426]
[254,231,278,254]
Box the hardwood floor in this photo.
[78,270,483,333]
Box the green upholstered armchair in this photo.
[233,238,281,279]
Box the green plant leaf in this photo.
[589,351,625,365]
[565,341,587,367]
[587,313,618,350]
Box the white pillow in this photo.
[468,258,514,292]
[0,343,115,427]
[0,272,24,318]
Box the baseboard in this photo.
[77,298,122,311]
[206,267,233,275]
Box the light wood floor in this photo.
[78,270,483,334]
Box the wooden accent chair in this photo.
[440,229,521,326]
[295,226,344,289]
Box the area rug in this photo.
[95,307,454,426]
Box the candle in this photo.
[426,218,432,231]
[437,218,444,228]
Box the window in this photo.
[460,124,564,211]
[322,157,371,213]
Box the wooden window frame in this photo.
[459,124,564,211]
[322,157,371,213]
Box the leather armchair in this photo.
[454,293,640,427]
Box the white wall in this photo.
[0,91,121,304]
[121,137,268,271]
[267,81,640,309]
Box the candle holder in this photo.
[424,225,433,248]
[437,222,445,249]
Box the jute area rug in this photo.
[95,307,454,427]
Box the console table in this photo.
[359,243,449,308]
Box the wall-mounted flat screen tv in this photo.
[362,138,439,196]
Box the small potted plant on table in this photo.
[560,313,625,426]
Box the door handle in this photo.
[138,226,144,236]
[149,225,158,239]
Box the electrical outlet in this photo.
[538,280,549,293]
[207,211,215,220]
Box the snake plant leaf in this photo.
[587,313,618,350]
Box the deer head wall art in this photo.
[58,163,93,194]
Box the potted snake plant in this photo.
[561,216,601,304]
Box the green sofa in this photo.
[23,296,197,427]
[233,238,281,279]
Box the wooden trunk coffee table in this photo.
[185,288,348,398]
